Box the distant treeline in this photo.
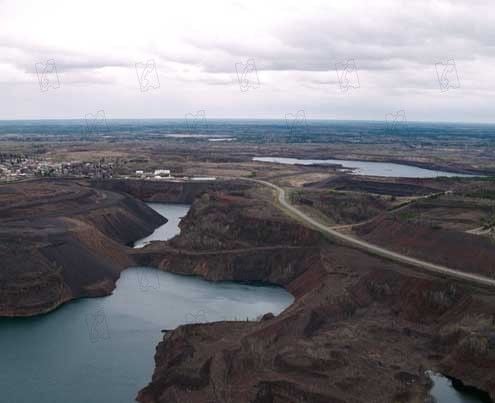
[0,120,495,145]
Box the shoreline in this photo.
[252,155,489,176]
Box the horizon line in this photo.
[0,117,494,126]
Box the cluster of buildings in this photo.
[135,169,171,179]
[0,155,36,180]
[0,155,216,183]
[133,169,216,181]
[51,161,114,179]
[0,156,114,182]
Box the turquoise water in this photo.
[0,204,293,403]
[428,372,492,403]
[2,203,487,403]
[253,156,474,178]
[133,203,190,248]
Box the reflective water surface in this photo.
[0,204,293,403]
[133,203,190,248]
[428,372,492,403]
[253,156,475,178]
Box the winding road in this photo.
[246,178,495,288]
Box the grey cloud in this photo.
[163,1,495,77]
[0,38,129,74]
[1,0,495,121]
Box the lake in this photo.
[253,156,474,178]
[0,204,293,403]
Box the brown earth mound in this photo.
[291,189,393,225]
[355,215,495,278]
[0,179,165,316]
[304,175,442,196]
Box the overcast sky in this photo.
[1,0,494,122]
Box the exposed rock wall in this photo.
[0,179,166,317]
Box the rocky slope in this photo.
[131,189,322,283]
[355,215,495,278]
[0,179,166,317]
[136,185,495,403]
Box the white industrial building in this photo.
[153,169,171,177]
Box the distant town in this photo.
[0,154,216,182]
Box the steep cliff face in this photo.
[131,189,323,285]
[76,195,165,245]
[171,191,321,250]
[136,187,495,403]
[134,246,320,285]
[0,179,166,317]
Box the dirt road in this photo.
[247,178,495,288]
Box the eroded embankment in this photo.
[134,186,495,403]
[0,179,166,317]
